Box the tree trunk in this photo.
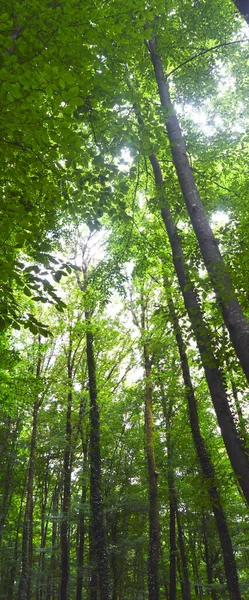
[167,293,241,600]
[160,388,191,600]
[36,457,50,600]
[18,400,39,600]
[160,391,176,600]
[0,425,17,544]
[148,150,249,505]
[18,339,42,600]
[230,377,248,445]
[148,37,249,386]
[7,488,25,600]
[142,337,160,600]
[46,486,59,600]
[175,497,191,600]
[169,496,176,600]
[110,516,118,600]
[86,316,110,600]
[76,442,88,600]
[89,523,98,600]
[202,514,218,600]
[60,352,73,600]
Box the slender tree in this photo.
[60,336,73,600]
[147,35,249,386]
[148,150,249,505]
[18,337,43,600]
[166,291,241,600]
[140,295,160,600]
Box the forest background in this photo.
[1,0,249,599]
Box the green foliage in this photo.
[1,0,249,597]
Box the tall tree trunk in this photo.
[7,488,25,600]
[167,293,241,600]
[169,498,176,600]
[142,335,160,600]
[110,516,118,600]
[89,523,98,600]
[148,149,249,505]
[0,425,17,544]
[18,338,42,600]
[147,37,249,386]
[18,400,39,600]
[36,457,50,600]
[202,514,218,600]
[119,509,127,600]
[175,497,191,600]
[86,316,110,600]
[160,544,169,600]
[167,429,176,600]
[76,442,88,600]
[230,376,248,445]
[160,390,176,600]
[160,390,191,600]
[46,486,59,600]
[60,351,73,600]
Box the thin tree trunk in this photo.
[89,523,98,600]
[86,317,110,600]
[36,457,50,600]
[147,37,249,386]
[119,509,127,600]
[7,488,25,600]
[46,486,59,600]
[148,149,249,505]
[142,336,160,600]
[0,428,16,544]
[18,400,39,600]
[160,390,176,600]
[175,498,191,600]
[230,377,248,444]
[167,431,176,600]
[167,293,241,600]
[76,442,88,600]
[160,391,191,600]
[110,516,118,600]
[202,514,218,600]
[160,544,169,600]
[18,338,42,600]
[60,351,73,600]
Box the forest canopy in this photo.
[1,1,249,599]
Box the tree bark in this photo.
[18,338,42,600]
[160,386,191,600]
[148,37,249,386]
[160,391,176,600]
[18,400,39,600]
[60,350,73,600]
[175,497,191,600]
[148,150,249,505]
[36,457,50,600]
[86,316,110,600]
[7,488,25,600]
[46,486,60,600]
[76,442,88,600]
[167,293,241,600]
[142,335,160,600]
[202,514,218,600]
